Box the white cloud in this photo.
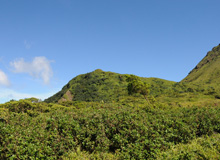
[10,56,53,84]
[0,70,10,87]
[0,88,58,103]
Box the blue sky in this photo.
[0,0,220,103]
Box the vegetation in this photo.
[1,44,220,159]
[183,44,220,91]
[1,99,220,159]
[45,69,219,105]
[45,69,177,103]
[127,75,150,102]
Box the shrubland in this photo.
[0,98,220,159]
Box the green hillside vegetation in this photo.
[45,69,178,103]
[183,44,220,89]
[1,44,220,159]
[45,69,131,103]
[45,69,217,106]
[1,99,220,159]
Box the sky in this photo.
[0,0,220,103]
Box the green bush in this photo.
[0,101,220,159]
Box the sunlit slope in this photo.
[182,44,220,85]
[45,69,175,103]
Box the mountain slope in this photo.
[45,44,220,103]
[45,69,175,103]
[182,44,220,85]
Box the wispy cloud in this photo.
[10,57,53,84]
[0,88,57,103]
[24,40,32,49]
[0,70,10,87]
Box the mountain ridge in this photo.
[182,44,220,85]
[45,44,220,103]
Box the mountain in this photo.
[182,44,220,86]
[45,44,220,103]
[45,69,175,103]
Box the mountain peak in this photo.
[45,70,129,103]
[94,69,104,72]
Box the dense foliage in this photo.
[0,99,220,159]
[45,69,219,105]
[45,69,130,103]
[45,69,178,103]
[127,75,150,102]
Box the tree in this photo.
[127,75,150,103]
[25,97,41,103]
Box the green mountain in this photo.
[45,69,175,103]
[182,44,220,85]
[45,44,220,103]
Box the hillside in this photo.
[182,44,220,86]
[1,96,220,159]
[45,69,176,103]
[1,45,220,159]
[46,44,220,104]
